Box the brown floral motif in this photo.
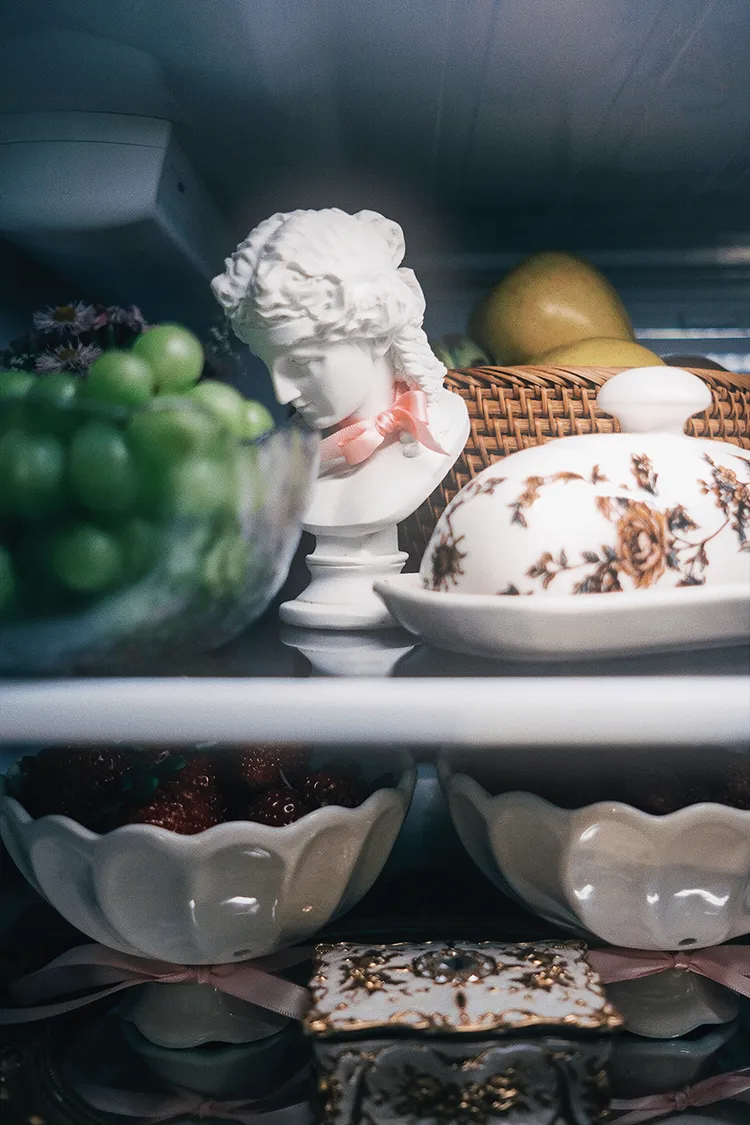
[509,472,583,528]
[429,529,467,591]
[573,548,622,595]
[630,453,659,494]
[527,550,570,590]
[433,453,746,597]
[500,453,745,595]
[699,453,750,549]
[615,500,670,588]
[426,477,506,591]
[523,495,719,593]
[393,1064,530,1124]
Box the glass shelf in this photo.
[0,612,748,749]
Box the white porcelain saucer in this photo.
[374,573,750,661]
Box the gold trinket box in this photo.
[305,940,622,1124]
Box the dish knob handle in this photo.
[596,366,712,434]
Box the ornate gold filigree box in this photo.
[305,939,622,1124]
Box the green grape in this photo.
[119,517,159,579]
[132,324,204,393]
[81,351,155,407]
[235,445,266,513]
[69,420,139,514]
[12,534,65,615]
[201,531,249,596]
[52,524,124,592]
[165,457,234,516]
[26,373,80,438]
[27,372,78,408]
[0,370,35,399]
[0,430,65,519]
[127,401,224,468]
[0,545,16,614]
[187,380,247,437]
[241,399,275,440]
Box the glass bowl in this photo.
[0,394,318,674]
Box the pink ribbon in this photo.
[588,944,750,998]
[74,1068,314,1124]
[611,1067,750,1123]
[319,385,448,466]
[0,943,311,1025]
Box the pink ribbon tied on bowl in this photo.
[76,1067,314,1125]
[0,943,311,1025]
[588,944,750,998]
[611,1066,750,1124]
[319,385,448,466]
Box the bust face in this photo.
[256,339,391,430]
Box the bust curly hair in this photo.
[211,208,447,402]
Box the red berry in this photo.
[225,744,310,796]
[301,769,364,810]
[171,753,224,812]
[123,795,223,834]
[240,789,311,826]
[17,746,129,828]
[119,752,225,834]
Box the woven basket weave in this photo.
[399,364,750,569]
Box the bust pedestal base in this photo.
[280,625,417,674]
[279,527,407,630]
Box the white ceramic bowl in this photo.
[0,750,415,965]
[438,762,750,951]
[439,761,750,1037]
[609,1021,740,1098]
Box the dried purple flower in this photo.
[34,342,102,375]
[32,302,97,335]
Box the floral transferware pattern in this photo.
[424,451,750,595]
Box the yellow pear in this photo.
[533,337,665,367]
[469,251,634,364]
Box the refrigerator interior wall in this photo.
[0,0,749,369]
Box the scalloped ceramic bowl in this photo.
[439,763,750,949]
[0,749,415,965]
[1,749,415,1046]
[438,760,750,1037]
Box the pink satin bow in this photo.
[588,944,750,998]
[319,386,448,466]
[0,943,310,1025]
[611,1067,750,1123]
[75,1070,314,1125]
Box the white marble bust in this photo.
[212,207,469,628]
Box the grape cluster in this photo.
[0,324,274,621]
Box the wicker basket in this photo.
[399,365,750,569]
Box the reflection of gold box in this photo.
[305,939,622,1124]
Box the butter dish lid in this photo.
[304,940,623,1037]
[419,367,750,598]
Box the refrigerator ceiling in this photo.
[1,0,748,253]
